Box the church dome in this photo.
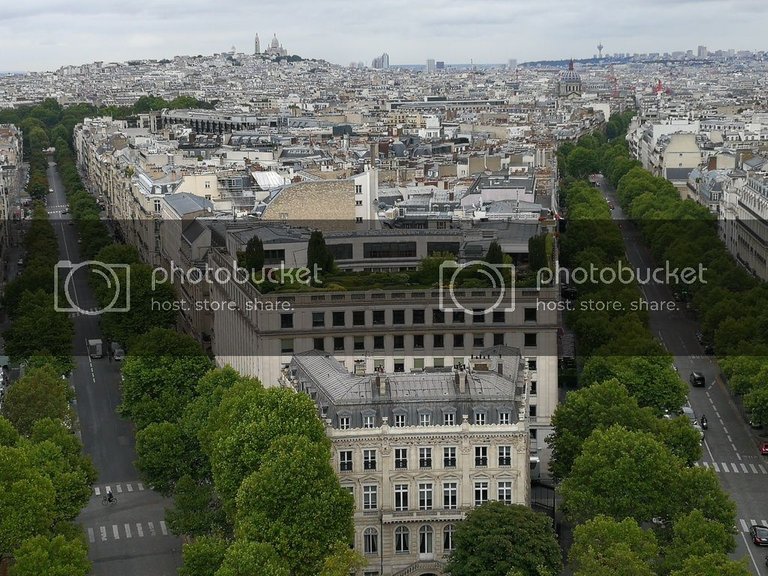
[560,60,580,82]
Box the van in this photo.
[689,371,705,387]
[111,342,125,361]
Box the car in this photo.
[750,419,764,430]
[16,258,23,267]
[608,201,615,210]
[760,442,768,456]
[750,524,768,546]
[690,371,706,387]
[61,209,68,215]
[49,188,53,193]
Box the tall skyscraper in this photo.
[697,45,708,58]
[508,58,517,69]
[371,52,390,69]
[426,58,436,73]
[254,33,260,55]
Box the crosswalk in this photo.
[694,461,768,475]
[739,518,768,533]
[93,482,145,496]
[86,520,169,543]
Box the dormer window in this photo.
[419,412,432,426]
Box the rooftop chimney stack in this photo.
[376,374,386,395]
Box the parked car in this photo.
[760,442,768,456]
[750,524,768,546]
[110,342,125,361]
[689,371,706,387]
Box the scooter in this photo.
[701,416,708,430]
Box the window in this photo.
[473,334,485,348]
[363,485,378,510]
[363,449,377,470]
[339,416,350,430]
[373,335,384,350]
[339,450,352,472]
[353,310,366,326]
[355,200,363,206]
[394,413,406,427]
[453,311,465,323]
[395,484,409,511]
[334,337,345,352]
[443,447,456,468]
[530,429,538,441]
[154,199,161,213]
[419,483,433,510]
[453,334,464,347]
[204,180,211,189]
[529,405,537,418]
[419,447,432,468]
[332,311,345,326]
[444,525,455,552]
[394,335,404,349]
[364,527,378,554]
[474,481,489,506]
[419,412,432,426]
[363,415,376,430]
[419,525,433,554]
[280,313,293,328]
[524,333,537,347]
[530,381,537,395]
[434,357,445,368]
[475,446,488,467]
[493,333,504,346]
[498,481,512,503]
[395,448,408,469]
[498,411,510,425]
[524,307,537,322]
[473,310,485,323]
[433,309,445,324]
[395,526,409,553]
[475,411,486,425]
[372,310,385,325]
[355,184,363,195]
[492,310,505,323]
[443,482,457,509]
[528,358,537,371]
[355,216,363,223]
[433,334,444,348]
[343,485,354,497]
[313,337,325,351]
[393,309,405,324]
[413,335,424,349]
[280,338,294,354]
[443,412,455,426]
[412,309,425,324]
[354,336,365,351]
[499,446,512,466]
[394,359,405,373]
[414,358,424,370]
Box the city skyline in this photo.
[2,0,768,71]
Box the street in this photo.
[46,159,182,576]
[601,177,768,575]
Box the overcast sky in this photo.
[2,0,767,71]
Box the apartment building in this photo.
[280,351,531,576]
[720,171,768,281]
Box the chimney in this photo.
[376,374,386,395]
[457,368,467,394]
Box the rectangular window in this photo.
[498,411,510,425]
[498,481,512,504]
[393,309,405,324]
[493,333,504,346]
[394,359,405,373]
[524,307,537,322]
[443,446,456,468]
[492,310,505,323]
[433,309,445,324]
[355,200,363,206]
[280,338,294,354]
[414,358,424,369]
[395,448,408,469]
[312,312,325,327]
[332,311,345,326]
[413,335,424,349]
[280,314,293,329]
[313,337,325,351]
[363,415,376,430]
[353,310,366,326]
[530,381,537,395]
[433,334,444,348]
[395,484,409,511]
[363,485,378,510]
[372,310,385,325]
[419,447,432,468]
[524,333,537,347]
[443,482,458,509]
[355,184,363,194]
[394,335,404,349]
[473,334,485,348]
[475,446,488,467]
[394,413,406,427]
[443,412,455,426]
[339,450,352,472]
[419,413,431,426]
[419,483,433,510]
[473,310,485,323]
[339,416,350,430]
[373,336,384,350]
[474,481,489,506]
[453,311,465,324]
[412,309,425,324]
[434,357,445,368]
[453,334,464,347]
[363,449,377,470]
[444,525,455,552]
[354,336,365,351]
[529,405,537,418]
[499,446,512,466]
[334,337,345,352]
[395,528,409,553]
[528,358,537,371]
[475,412,486,425]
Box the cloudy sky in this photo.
[2,0,767,71]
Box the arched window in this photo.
[419,525,434,554]
[443,524,455,552]
[364,527,378,554]
[395,525,410,553]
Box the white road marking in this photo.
[750,463,758,474]
[100,526,107,542]
[727,435,733,443]
[764,520,768,526]
[105,485,111,494]
[713,462,720,472]
[742,526,762,575]
[751,519,758,526]
[148,521,156,537]
[694,462,700,467]
[160,521,168,536]
[137,482,144,491]
[136,523,144,538]
[126,484,134,492]
[124,524,132,538]
[112,525,119,540]
[760,465,767,474]
[740,463,749,473]
[116,484,123,493]
[94,487,101,496]
[722,426,729,434]
[88,528,95,543]
[731,463,739,473]
[741,519,749,532]
[736,452,742,461]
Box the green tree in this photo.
[569,516,658,576]
[307,230,334,279]
[9,535,90,576]
[485,241,503,265]
[669,553,751,576]
[215,541,289,576]
[235,435,354,576]
[672,467,736,529]
[566,148,600,179]
[179,536,229,576]
[318,542,366,576]
[662,510,735,573]
[165,474,229,538]
[3,291,73,362]
[135,422,195,496]
[1,366,74,436]
[0,416,19,447]
[445,502,562,576]
[239,235,265,273]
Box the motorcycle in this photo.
[701,416,708,430]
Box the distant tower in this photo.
[597,42,604,59]
[426,59,436,73]
[254,34,261,55]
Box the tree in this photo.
[569,516,658,576]
[9,535,90,576]
[135,422,195,496]
[235,435,354,576]
[318,542,366,576]
[0,417,19,447]
[662,510,735,573]
[672,467,736,529]
[306,230,334,280]
[485,241,503,265]
[165,474,229,538]
[239,235,265,273]
[559,426,681,524]
[445,502,562,576]
[3,291,73,362]
[179,536,228,576]
[215,541,289,576]
[653,416,702,466]
[1,366,74,436]
[670,553,751,576]
[566,148,599,179]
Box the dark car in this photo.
[760,442,768,456]
[750,524,768,546]
[689,372,706,387]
